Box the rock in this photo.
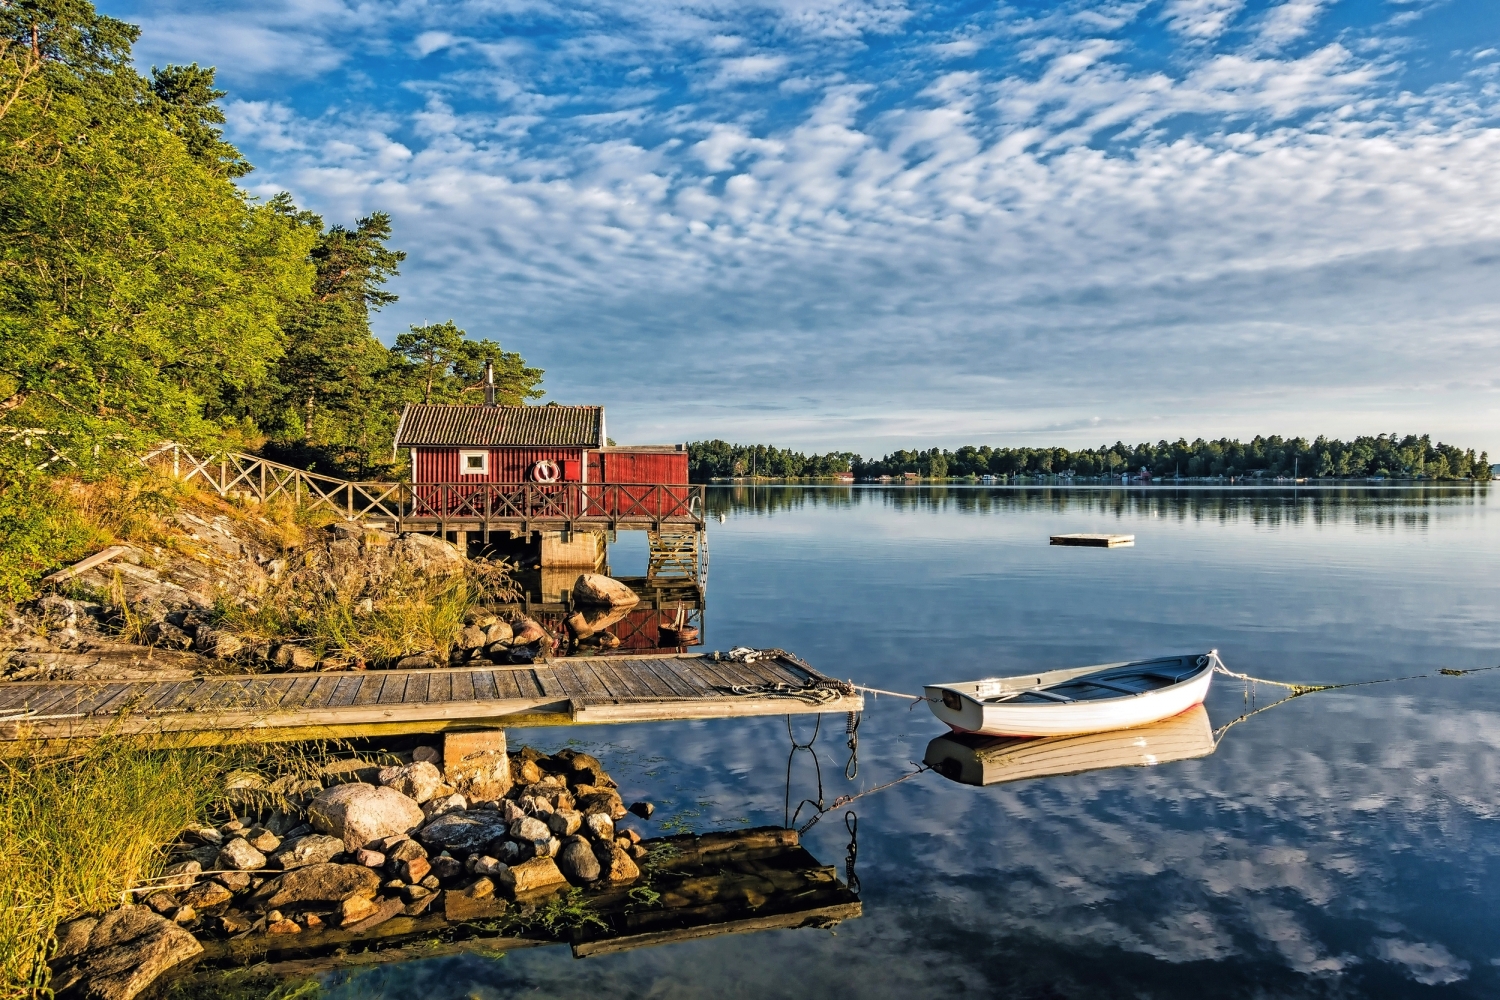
[509,816,550,843]
[412,745,441,765]
[271,834,345,870]
[392,856,431,884]
[423,792,467,819]
[513,759,542,786]
[503,856,568,896]
[395,653,437,670]
[472,856,508,877]
[577,789,628,820]
[193,627,243,659]
[355,849,385,868]
[508,617,546,644]
[246,828,281,852]
[266,918,300,935]
[557,836,601,883]
[144,620,193,650]
[186,826,222,846]
[494,840,522,865]
[584,813,614,842]
[455,625,487,650]
[629,843,648,860]
[387,837,427,862]
[178,879,233,910]
[442,882,507,922]
[158,860,201,890]
[255,863,380,910]
[430,855,464,881]
[170,905,196,926]
[304,913,324,930]
[442,730,512,801]
[547,809,582,838]
[143,892,178,916]
[48,906,203,1000]
[212,871,251,893]
[216,838,266,872]
[498,799,527,824]
[599,842,641,883]
[518,795,553,819]
[571,574,639,608]
[339,895,378,925]
[628,801,654,819]
[308,783,425,851]
[345,896,405,932]
[417,811,510,854]
[395,533,467,575]
[273,644,317,671]
[377,761,443,804]
[219,911,253,935]
[620,827,641,845]
[484,621,513,644]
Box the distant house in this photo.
[1491,463,1500,479]
[393,402,687,485]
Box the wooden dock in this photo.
[1050,533,1135,548]
[0,652,862,742]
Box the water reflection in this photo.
[924,704,1216,786]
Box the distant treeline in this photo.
[688,435,1492,482]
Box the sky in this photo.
[105,0,1500,457]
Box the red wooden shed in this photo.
[394,404,689,485]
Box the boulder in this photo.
[215,838,265,872]
[509,816,550,843]
[455,626,487,651]
[339,895,378,925]
[508,617,547,645]
[245,828,281,852]
[628,801,655,819]
[392,856,431,884]
[178,881,232,910]
[584,813,614,843]
[497,799,527,824]
[343,896,404,932]
[598,842,641,883]
[308,783,425,851]
[271,833,345,870]
[254,863,380,910]
[556,836,601,884]
[412,745,441,764]
[212,871,250,893]
[387,838,427,862]
[193,628,243,659]
[49,906,203,1000]
[273,644,317,671]
[354,849,385,868]
[484,621,513,644]
[377,761,443,804]
[442,730,512,801]
[518,795,553,819]
[547,809,582,838]
[144,620,193,651]
[394,533,466,575]
[576,789,628,821]
[417,811,510,854]
[423,792,467,819]
[395,653,437,670]
[430,855,464,881]
[158,861,200,891]
[571,574,639,608]
[503,856,568,896]
[513,759,542,786]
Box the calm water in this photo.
[329,486,1500,998]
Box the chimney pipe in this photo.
[484,359,495,406]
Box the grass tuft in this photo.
[0,735,338,1000]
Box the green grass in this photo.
[0,735,336,1000]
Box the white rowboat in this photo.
[924,651,1218,737]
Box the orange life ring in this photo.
[531,460,561,483]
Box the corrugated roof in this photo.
[395,404,604,448]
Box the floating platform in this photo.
[0,652,862,743]
[1049,533,1135,548]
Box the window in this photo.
[459,450,489,476]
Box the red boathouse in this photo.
[393,403,688,485]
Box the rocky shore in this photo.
[49,733,654,1000]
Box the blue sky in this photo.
[107,0,1500,455]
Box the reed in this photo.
[0,735,331,1000]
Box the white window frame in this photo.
[458,450,489,476]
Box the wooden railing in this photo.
[144,443,705,529]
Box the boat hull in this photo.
[924,654,1216,737]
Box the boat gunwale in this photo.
[925,652,1216,709]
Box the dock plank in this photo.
[378,673,411,706]
[403,672,431,706]
[327,675,366,709]
[449,669,475,704]
[299,675,345,712]
[351,673,388,707]
[469,668,499,701]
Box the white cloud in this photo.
[125,0,1500,453]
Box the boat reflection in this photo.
[923,704,1214,787]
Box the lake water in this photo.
[327,485,1500,998]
